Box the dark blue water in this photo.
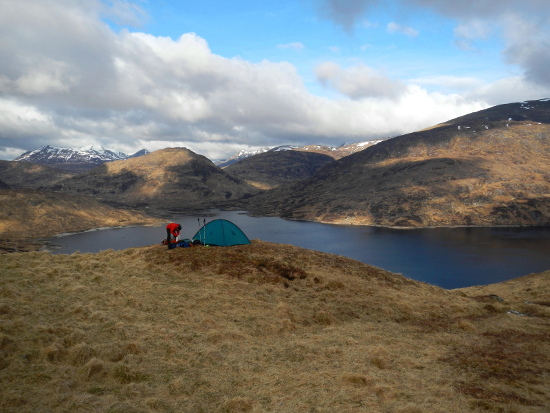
[46,210,550,289]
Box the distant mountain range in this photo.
[216,140,385,168]
[14,145,149,172]
[3,99,549,228]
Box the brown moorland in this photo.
[0,189,162,253]
[0,160,73,190]
[247,99,550,228]
[224,151,335,190]
[46,148,259,210]
[1,241,548,412]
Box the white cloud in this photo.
[314,0,550,89]
[277,42,305,51]
[316,62,406,100]
[387,22,419,37]
[101,0,148,27]
[313,0,375,34]
[410,75,485,92]
[2,0,546,162]
[454,19,491,40]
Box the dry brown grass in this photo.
[0,189,162,252]
[0,241,548,412]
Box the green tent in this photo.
[193,219,251,246]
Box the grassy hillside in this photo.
[0,160,73,189]
[224,151,334,190]
[0,189,162,252]
[1,241,548,412]
[247,99,550,227]
[47,148,259,211]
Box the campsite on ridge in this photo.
[0,99,549,411]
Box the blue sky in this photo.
[1,0,549,160]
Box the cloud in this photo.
[313,0,376,34]
[0,0,536,162]
[386,22,419,37]
[313,0,550,89]
[410,0,550,88]
[101,0,148,27]
[316,62,406,99]
[277,42,305,51]
[411,75,485,93]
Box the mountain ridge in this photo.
[246,98,550,227]
[14,145,150,172]
[45,147,259,211]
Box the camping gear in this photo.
[161,238,194,248]
[192,219,251,247]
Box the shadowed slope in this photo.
[48,148,259,210]
[224,150,335,189]
[248,99,550,227]
[0,160,73,189]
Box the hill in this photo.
[0,241,548,412]
[224,150,335,189]
[0,160,74,189]
[47,148,260,211]
[0,189,162,252]
[247,99,550,227]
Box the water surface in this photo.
[46,210,550,289]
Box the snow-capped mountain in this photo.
[217,140,385,167]
[216,145,299,168]
[14,145,149,172]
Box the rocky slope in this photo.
[247,99,550,227]
[46,148,259,211]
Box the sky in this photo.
[1,0,550,161]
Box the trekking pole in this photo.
[197,218,200,243]
[203,218,206,246]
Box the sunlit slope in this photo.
[1,241,548,412]
[48,148,259,209]
[248,99,550,227]
[0,189,161,249]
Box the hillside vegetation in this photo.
[224,151,335,189]
[247,99,550,227]
[1,241,549,412]
[0,189,161,252]
[46,148,259,211]
[0,160,73,189]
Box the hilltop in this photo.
[0,241,548,412]
[247,99,550,227]
[46,148,259,211]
